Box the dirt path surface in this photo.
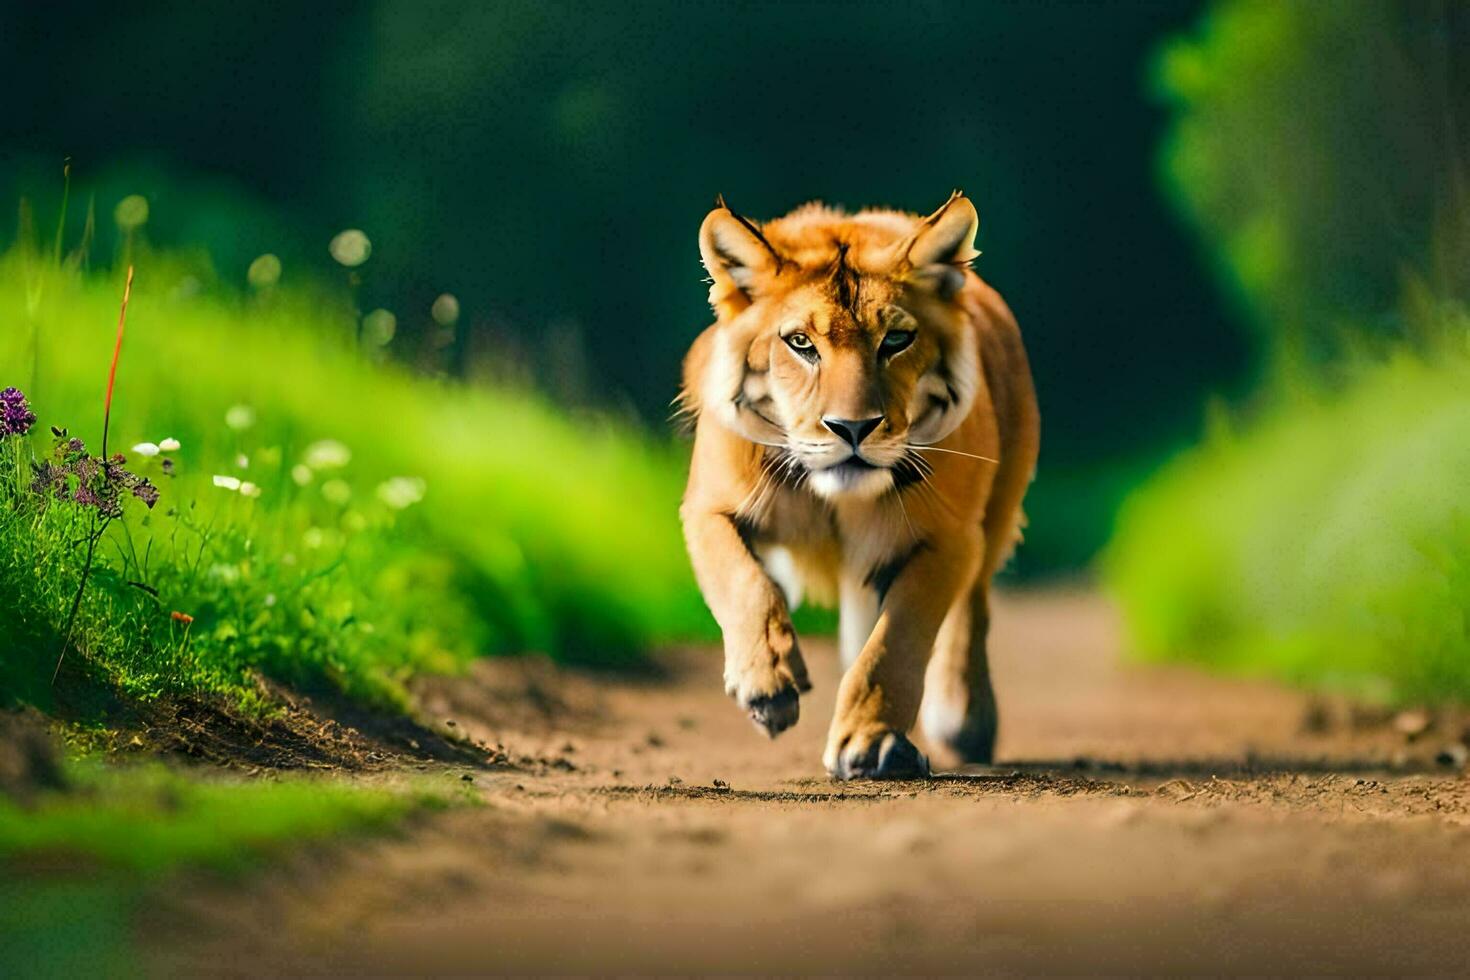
[149,590,1470,975]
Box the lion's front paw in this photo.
[823,727,930,781]
[724,621,811,738]
[724,662,809,738]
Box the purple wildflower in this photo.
[0,386,36,438]
[28,431,161,516]
[131,480,160,508]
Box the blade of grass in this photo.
[101,265,134,459]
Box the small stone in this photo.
[445,719,457,728]
[1394,709,1432,740]
[461,773,474,782]
[1434,743,1468,768]
[1301,699,1333,734]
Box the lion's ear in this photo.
[907,191,980,268]
[699,198,784,312]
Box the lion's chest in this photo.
[750,484,913,610]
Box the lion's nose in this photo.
[822,416,884,449]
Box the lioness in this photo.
[678,192,1039,779]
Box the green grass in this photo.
[0,760,462,978]
[1106,315,1470,704]
[1,247,708,714]
[0,761,454,874]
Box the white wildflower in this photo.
[208,563,240,584]
[303,439,351,470]
[329,229,372,268]
[131,442,160,457]
[239,481,262,499]
[212,475,242,491]
[321,479,352,505]
[225,405,256,431]
[376,476,426,510]
[431,293,460,326]
[159,437,181,452]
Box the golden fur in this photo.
[678,192,1039,778]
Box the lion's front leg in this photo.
[681,507,811,736]
[823,530,982,778]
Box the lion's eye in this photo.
[784,332,817,360]
[881,330,916,355]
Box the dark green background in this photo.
[1,0,1250,570]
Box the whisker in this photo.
[747,449,804,523]
[894,490,919,542]
[906,444,998,464]
[736,450,782,518]
[910,450,934,478]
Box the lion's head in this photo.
[694,193,983,500]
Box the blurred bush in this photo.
[1107,313,1470,703]
[1153,0,1470,359]
[1111,0,1470,702]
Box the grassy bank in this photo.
[0,759,462,977]
[1,249,706,714]
[1106,318,1470,704]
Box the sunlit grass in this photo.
[0,761,454,874]
[0,760,462,978]
[1106,312,1470,703]
[1,248,708,712]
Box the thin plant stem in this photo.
[54,515,109,685]
[102,265,134,459]
[52,158,71,268]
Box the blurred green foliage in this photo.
[0,762,452,875]
[1107,318,1470,703]
[1110,0,1470,703]
[0,761,458,977]
[1153,0,1470,358]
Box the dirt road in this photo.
[149,590,1470,975]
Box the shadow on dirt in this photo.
[996,754,1449,778]
[5,628,506,774]
[587,751,1456,808]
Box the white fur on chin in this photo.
[809,466,894,500]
